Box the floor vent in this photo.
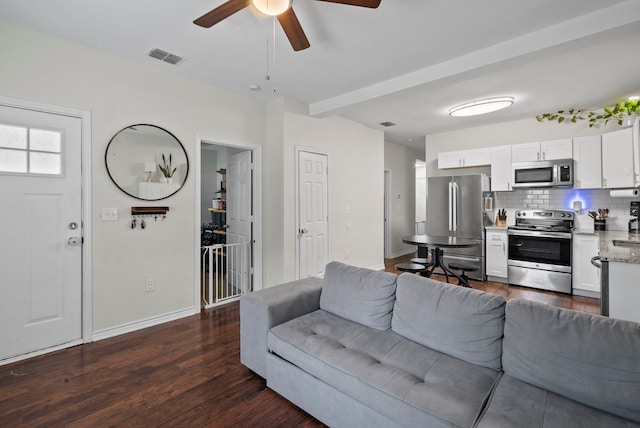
[147,47,185,65]
[379,121,396,127]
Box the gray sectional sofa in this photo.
[240,261,640,427]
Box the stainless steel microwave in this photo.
[511,159,573,188]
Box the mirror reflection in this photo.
[105,124,189,200]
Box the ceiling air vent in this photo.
[147,47,185,65]
[379,121,396,127]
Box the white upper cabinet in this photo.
[490,145,512,191]
[602,127,635,188]
[511,142,541,162]
[573,135,602,189]
[438,148,490,169]
[511,139,573,162]
[541,139,573,160]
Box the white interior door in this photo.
[298,151,328,278]
[226,150,252,291]
[0,105,83,361]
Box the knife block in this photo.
[495,213,507,227]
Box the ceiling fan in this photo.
[194,0,382,51]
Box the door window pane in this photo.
[0,124,27,150]
[30,129,61,152]
[30,152,62,175]
[0,122,63,175]
[0,148,27,173]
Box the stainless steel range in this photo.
[508,209,574,294]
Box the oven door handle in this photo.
[508,230,572,239]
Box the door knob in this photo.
[299,228,309,234]
[67,237,81,246]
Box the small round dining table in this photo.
[400,234,478,288]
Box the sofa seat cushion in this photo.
[392,273,506,370]
[268,309,500,428]
[476,374,640,428]
[320,261,398,330]
[503,299,640,423]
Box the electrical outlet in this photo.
[145,278,155,292]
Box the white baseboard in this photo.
[92,307,198,342]
[369,263,386,271]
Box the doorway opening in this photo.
[415,160,427,234]
[197,140,262,309]
[384,170,391,259]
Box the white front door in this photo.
[298,151,328,278]
[226,150,252,292]
[0,104,83,362]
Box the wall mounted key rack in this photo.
[131,206,169,229]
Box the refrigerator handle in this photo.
[448,182,453,231]
[452,182,458,232]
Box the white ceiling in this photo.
[1,0,639,150]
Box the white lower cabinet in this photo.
[572,234,600,296]
[486,228,508,282]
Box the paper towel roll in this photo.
[609,188,640,198]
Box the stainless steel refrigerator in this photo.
[426,174,491,280]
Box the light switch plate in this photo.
[102,207,119,221]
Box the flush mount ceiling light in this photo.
[449,97,514,117]
[252,0,292,16]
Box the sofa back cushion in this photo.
[391,273,506,370]
[503,299,640,423]
[319,261,397,330]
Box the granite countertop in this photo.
[485,226,509,231]
[574,229,640,264]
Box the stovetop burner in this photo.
[510,209,574,233]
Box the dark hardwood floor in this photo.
[1,255,600,427]
[385,254,601,315]
[0,302,324,428]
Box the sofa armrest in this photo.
[240,277,323,378]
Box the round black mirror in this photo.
[105,124,189,200]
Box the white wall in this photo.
[384,142,425,258]
[0,20,266,333]
[0,20,390,337]
[282,108,386,276]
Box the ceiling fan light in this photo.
[253,0,292,16]
[449,97,514,117]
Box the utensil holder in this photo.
[594,219,606,231]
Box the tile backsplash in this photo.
[492,188,639,231]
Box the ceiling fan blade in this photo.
[194,0,251,28]
[315,0,381,8]
[277,8,310,51]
